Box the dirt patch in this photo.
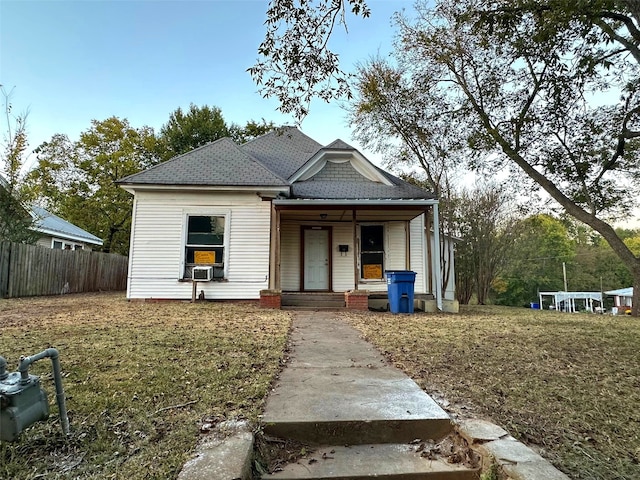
[252,432,314,475]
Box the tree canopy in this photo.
[158,104,277,160]
[24,117,160,254]
[250,0,371,120]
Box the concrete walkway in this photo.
[261,311,477,479]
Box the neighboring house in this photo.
[118,127,454,309]
[605,287,633,313]
[31,205,103,251]
[1,174,102,250]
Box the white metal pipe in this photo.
[432,203,443,311]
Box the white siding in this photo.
[127,191,270,300]
[36,237,51,249]
[386,222,407,270]
[332,223,354,292]
[410,216,426,294]
[280,223,300,291]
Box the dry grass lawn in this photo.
[344,305,640,480]
[0,293,291,480]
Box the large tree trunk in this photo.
[632,266,640,317]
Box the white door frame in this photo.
[301,226,332,291]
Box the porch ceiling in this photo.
[278,207,426,222]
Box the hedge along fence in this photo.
[0,241,128,298]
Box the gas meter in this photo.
[0,349,69,442]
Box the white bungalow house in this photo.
[118,128,455,310]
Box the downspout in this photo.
[421,213,428,296]
[18,348,70,437]
[432,202,443,311]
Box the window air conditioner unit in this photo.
[192,266,213,281]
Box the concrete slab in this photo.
[502,460,571,480]
[457,419,508,444]
[478,437,570,480]
[265,443,478,480]
[262,312,452,445]
[286,313,386,369]
[177,420,253,480]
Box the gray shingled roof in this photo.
[324,139,355,150]
[292,168,435,200]
[117,128,436,200]
[240,127,322,179]
[31,205,103,245]
[119,137,288,186]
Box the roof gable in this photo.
[289,144,393,186]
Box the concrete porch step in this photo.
[261,364,452,445]
[264,443,478,480]
[282,293,346,308]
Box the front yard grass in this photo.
[0,293,291,480]
[345,305,640,480]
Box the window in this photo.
[52,238,84,250]
[184,215,226,279]
[360,225,384,280]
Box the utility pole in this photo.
[563,262,568,291]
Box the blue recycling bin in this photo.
[385,270,417,314]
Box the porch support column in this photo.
[352,209,358,290]
[405,220,411,270]
[268,203,281,291]
[268,203,276,290]
[275,207,281,291]
[432,202,443,311]
[425,209,433,293]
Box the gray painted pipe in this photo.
[18,348,70,437]
[0,356,7,380]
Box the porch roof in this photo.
[273,199,437,221]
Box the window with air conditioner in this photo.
[183,214,226,280]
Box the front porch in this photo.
[265,200,445,310]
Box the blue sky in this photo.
[1,0,414,171]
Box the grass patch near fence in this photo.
[345,306,640,480]
[0,293,291,480]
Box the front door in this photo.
[303,228,330,290]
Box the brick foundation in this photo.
[345,290,370,310]
[260,289,282,309]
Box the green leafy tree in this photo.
[158,105,278,160]
[158,104,229,160]
[25,117,160,254]
[0,86,37,243]
[228,119,277,144]
[494,214,575,306]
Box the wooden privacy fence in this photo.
[0,241,128,298]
